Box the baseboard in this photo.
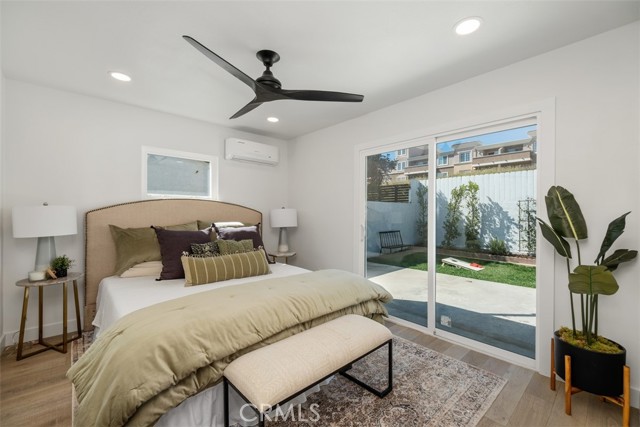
[2,318,80,349]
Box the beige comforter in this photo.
[67,269,392,426]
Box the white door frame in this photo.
[354,99,556,374]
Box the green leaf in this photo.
[545,186,588,240]
[601,249,638,271]
[537,218,572,258]
[595,212,630,264]
[569,265,619,296]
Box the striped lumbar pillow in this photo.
[181,249,270,286]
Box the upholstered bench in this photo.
[223,314,393,427]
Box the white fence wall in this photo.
[435,170,536,252]
[367,180,422,254]
[366,170,537,255]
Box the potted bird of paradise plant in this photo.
[537,186,636,399]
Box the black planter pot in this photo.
[554,330,626,397]
[55,268,68,278]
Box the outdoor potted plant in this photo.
[537,186,637,398]
[50,254,74,278]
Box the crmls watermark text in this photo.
[239,403,321,423]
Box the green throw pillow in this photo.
[182,249,270,286]
[110,221,198,276]
[191,241,219,257]
[216,239,254,255]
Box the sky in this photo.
[437,124,537,152]
[383,124,536,159]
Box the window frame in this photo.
[458,150,472,163]
[141,146,219,200]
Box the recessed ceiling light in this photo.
[267,117,279,123]
[454,17,482,36]
[109,71,132,82]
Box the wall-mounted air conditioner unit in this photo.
[225,138,279,166]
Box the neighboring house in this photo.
[470,130,537,172]
[387,148,409,182]
[388,130,536,181]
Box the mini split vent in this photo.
[225,138,279,166]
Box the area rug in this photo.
[71,334,505,427]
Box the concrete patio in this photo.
[367,260,536,358]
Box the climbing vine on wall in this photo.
[441,185,466,248]
[464,181,481,250]
[441,181,482,249]
[416,183,428,247]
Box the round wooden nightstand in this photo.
[15,272,83,361]
[268,251,296,264]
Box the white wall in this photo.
[1,80,289,345]
[290,22,640,398]
[0,2,4,349]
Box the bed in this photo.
[69,199,392,427]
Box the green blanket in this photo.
[67,269,392,426]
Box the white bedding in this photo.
[93,262,310,336]
[92,263,327,427]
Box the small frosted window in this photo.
[142,147,218,199]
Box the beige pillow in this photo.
[120,261,163,278]
[182,249,270,286]
[109,221,198,275]
[197,220,245,230]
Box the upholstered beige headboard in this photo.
[84,199,262,330]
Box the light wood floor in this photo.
[1,323,637,427]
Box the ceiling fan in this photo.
[183,36,364,119]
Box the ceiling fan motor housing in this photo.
[256,50,282,88]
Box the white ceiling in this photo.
[2,1,639,140]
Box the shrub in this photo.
[488,238,508,255]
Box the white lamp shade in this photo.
[270,208,298,228]
[12,205,77,238]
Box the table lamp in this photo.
[270,208,297,253]
[12,203,77,279]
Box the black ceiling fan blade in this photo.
[183,35,257,92]
[183,39,364,118]
[279,89,364,103]
[230,99,264,119]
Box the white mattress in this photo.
[92,263,328,427]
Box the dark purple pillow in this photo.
[214,223,274,264]
[153,227,211,280]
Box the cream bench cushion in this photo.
[224,314,392,412]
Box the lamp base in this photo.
[278,244,290,253]
[277,228,290,253]
[35,236,56,272]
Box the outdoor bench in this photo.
[379,230,410,253]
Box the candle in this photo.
[29,271,46,282]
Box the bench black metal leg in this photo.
[340,339,393,397]
[223,378,230,427]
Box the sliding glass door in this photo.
[364,143,429,327]
[358,114,546,365]
[434,123,537,358]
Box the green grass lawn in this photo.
[368,251,536,288]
